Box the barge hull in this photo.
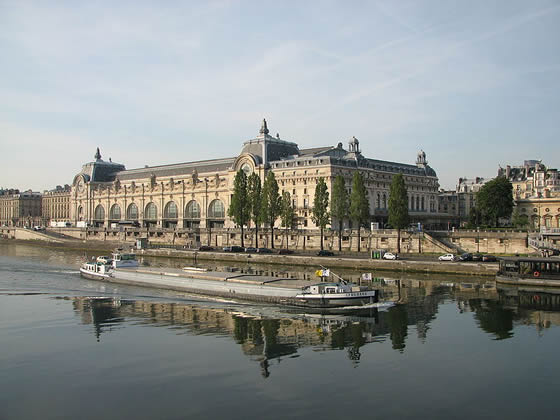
[87,268,380,309]
[496,274,560,288]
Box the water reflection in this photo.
[70,296,416,375]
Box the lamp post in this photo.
[205,178,210,246]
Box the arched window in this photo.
[376,193,380,209]
[127,203,138,220]
[78,206,83,217]
[164,201,178,219]
[145,203,157,220]
[416,196,420,210]
[382,193,387,209]
[421,197,425,211]
[208,199,225,218]
[109,204,121,220]
[185,200,200,219]
[94,205,105,220]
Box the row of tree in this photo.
[230,170,519,251]
[228,169,413,251]
[228,170,296,249]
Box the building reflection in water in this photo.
[69,277,560,375]
[70,297,412,376]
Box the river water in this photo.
[1,242,559,420]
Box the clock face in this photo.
[241,163,252,176]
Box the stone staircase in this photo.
[423,232,462,254]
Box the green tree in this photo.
[511,208,529,228]
[388,173,409,253]
[331,175,349,251]
[349,172,370,252]
[468,207,482,228]
[475,176,514,227]
[247,173,263,247]
[280,191,296,250]
[312,177,330,250]
[261,171,281,248]
[227,169,249,247]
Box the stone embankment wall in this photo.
[1,226,535,256]
[81,227,534,255]
[140,248,499,277]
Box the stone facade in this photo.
[0,190,42,227]
[500,160,560,228]
[69,121,441,244]
[42,186,71,226]
[438,177,491,227]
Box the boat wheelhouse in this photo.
[111,252,139,268]
[497,257,560,287]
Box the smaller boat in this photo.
[80,261,113,281]
[496,257,560,287]
[295,282,378,308]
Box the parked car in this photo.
[472,253,483,261]
[222,246,233,252]
[458,253,473,261]
[482,255,497,262]
[231,246,245,252]
[33,226,44,231]
[382,252,398,260]
[197,245,214,251]
[438,253,456,261]
[256,247,273,254]
[278,249,294,255]
[244,247,257,253]
[317,250,334,257]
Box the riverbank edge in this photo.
[1,238,498,277]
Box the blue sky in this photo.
[1,0,559,191]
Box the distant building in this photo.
[42,185,71,227]
[500,160,560,200]
[438,177,491,227]
[500,161,560,229]
[0,190,42,227]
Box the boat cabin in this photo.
[301,282,356,295]
[83,261,112,275]
[498,257,560,280]
[112,253,137,262]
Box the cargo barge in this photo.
[79,253,389,310]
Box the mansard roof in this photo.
[115,157,236,181]
[271,142,437,177]
[79,149,126,183]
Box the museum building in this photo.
[70,120,441,236]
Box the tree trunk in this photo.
[286,227,289,250]
[338,221,342,251]
[255,223,259,248]
[397,228,401,253]
[270,217,274,248]
[320,227,324,250]
[241,224,244,248]
[357,226,361,252]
